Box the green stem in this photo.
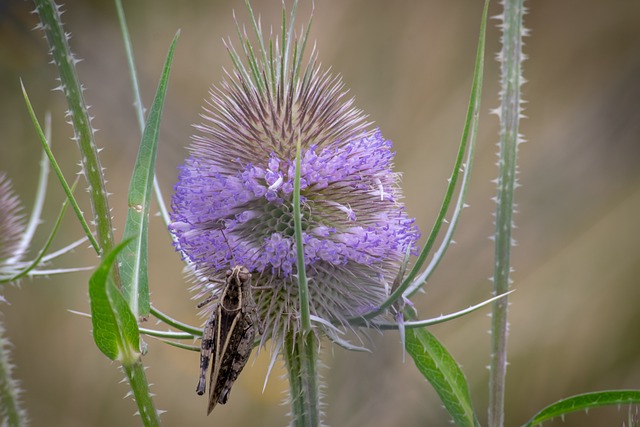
[489,1,526,426]
[283,331,321,427]
[33,0,115,259]
[115,0,172,228]
[10,113,50,264]
[293,137,311,334]
[150,306,202,336]
[122,359,161,427]
[33,2,161,425]
[20,81,100,253]
[7,179,77,282]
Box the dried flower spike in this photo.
[169,7,419,352]
[0,173,25,275]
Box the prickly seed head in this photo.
[169,14,419,350]
[0,174,25,269]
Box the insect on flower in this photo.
[196,265,263,414]
[169,2,419,403]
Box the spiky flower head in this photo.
[169,8,419,350]
[0,173,26,279]
[0,173,27,425]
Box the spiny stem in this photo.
[122,359,161,427]
[284,331,321,427]
[33,0,116,260]
[489,0,526,426]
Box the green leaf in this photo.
[115,0,172,229]
[352,0,490,323]
[119,31,179,319]
[406,328,480,427]
[522,390,640,427]
[20,80,100,253]
[114,0,145,131]
[89,239,140,363]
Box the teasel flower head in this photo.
[0,173,26,282]
[169,8,419,352]
[0,174,27,427]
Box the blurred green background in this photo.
[1,0,640,426]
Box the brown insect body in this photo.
[196,266,262,414]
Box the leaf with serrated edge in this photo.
[89,239,140,363]
[406,328,480,427]
[522,390,640,427]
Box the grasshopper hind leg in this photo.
[196,311,217,395]
[218,320,257,404]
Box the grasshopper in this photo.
[196,265,263,414]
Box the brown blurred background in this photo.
[1,0,639,426]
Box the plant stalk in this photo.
[33,0,116,260]
[122,359,161,427]
[284,331,321,427]
[489,0,526,426]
